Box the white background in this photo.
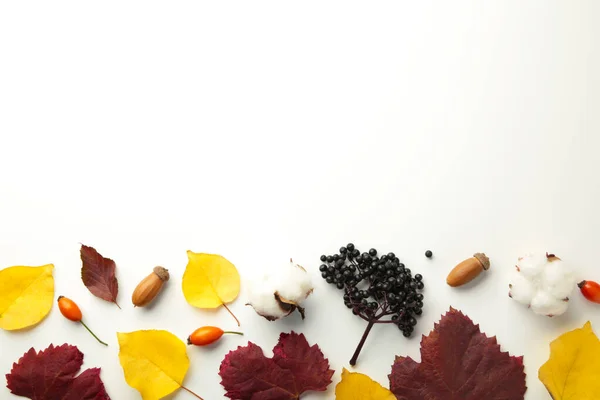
[1,2,599,399]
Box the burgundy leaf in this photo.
[220,342,297,399]
[219,331,334,399]
[61,369,108,400]
[389,308,526,400]
[6,344,110,400]
[80,244,120,308]
[272,332,333,394]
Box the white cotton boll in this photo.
[246,280,289,319]
[542,260,577,299]
[247,260,314,321]
[509,272,535,305]
[516,253,546,278]
[509,253,576,317]
[294,265,313,296]
[531,291,568,316]
[250,298,289,320]
[271,261,313,302]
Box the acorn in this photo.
[446,253,490,287]
[132,267,170,307]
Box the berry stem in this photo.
[349,320,375,366]
[357,312,370,322]
[79,320,108,346]
[222,331,244,336]
[181,385,204,399]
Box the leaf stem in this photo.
[79,320,108,346]
[114,300,121,310]
[349,319,375,366]
[222,303,240,327]
[222,331,244,336]
[181,385,204,399]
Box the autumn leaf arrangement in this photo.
[1,245,245,399]
[2,244,600,399]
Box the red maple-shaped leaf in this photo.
[81,244,120,308]
[389,308,526,400]
[219,331,334,399]
[6,343,110,400]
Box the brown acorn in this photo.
[446,253,490,287]
[132,267,170,307]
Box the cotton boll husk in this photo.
[542,260,577,299]
[516,253,546,278]
[509,272,535,305]
[531,290,569,316]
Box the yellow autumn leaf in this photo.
[117,330,203,400]
[0,264,54,330]
[182,251,241,325]
[335,368,396,400]
[539,321,600,400]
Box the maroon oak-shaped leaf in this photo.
[81,244,120,308]
[219,331,334,399]
[389,308,526,400]
[6,343,110,400]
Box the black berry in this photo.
[319,243,426,366]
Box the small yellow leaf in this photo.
[117,330,202,400]
[335,368,395,400]
[539,321,600,400]
[0,264,54,330]
[182,251,241,324]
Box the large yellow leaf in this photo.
[0,264,54,330]
[335,368,395,400]
[539,321,600,400]
[182,251,241,325]
[117,330,203,400]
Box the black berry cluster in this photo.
[319,243,425,365]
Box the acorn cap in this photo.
[153,266,170,281]
[473,253,490,270]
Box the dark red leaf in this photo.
[389,308,526,400]
[219,331,334,399]
[80,244,120,307]
[272,332,333,393]
[220,343,297,399]
[5,343,110,400]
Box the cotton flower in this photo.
[247,259,313,321]
[509,253,577,317]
